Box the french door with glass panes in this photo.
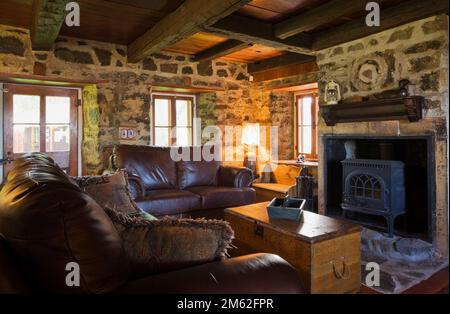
[2,84,79,177]
[152,95,193,146]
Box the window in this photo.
[296,93,318,160]
[152,95,194,146]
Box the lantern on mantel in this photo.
[324,80,342,105]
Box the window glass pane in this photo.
[13,95,40,123]
[154,98,170,126]
[315,96,319,125]
[302,126,312,154]
[46,125,70,152]
[155,127,169,146]
[298,126,302,152]
[302,97,312,125]
[176,127,191,146]
[176,100,191,127]
[13,125,40,153]
[46,97,70,124]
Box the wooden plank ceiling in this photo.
[0,0,448,76]
[165,33,284,63]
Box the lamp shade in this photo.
[242,123,260,146]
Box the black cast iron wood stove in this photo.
[341,159,405,237]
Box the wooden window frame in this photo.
[295,93,318,161]
[151,94,194,146]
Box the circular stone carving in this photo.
[358,62,380,84]
[351,55,389,91]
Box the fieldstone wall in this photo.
[0,24,283,173]
[251,71,319,162]
[0,23,319,174]
[316,15,449,255]
[270,92,295,160]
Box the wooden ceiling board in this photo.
[165,32,228,55]
[237,5,283,21]
[0,0,185,45]
[305,0,407,33]
[219,44,285,63]
[59,0,172,44]
[238,0,329,22]
[0,0,33,30]
[165,33,285,63]
[106,0,184,12]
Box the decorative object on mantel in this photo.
[266,197,305,221]
[344,140,357,159]
[373,79,412,99]
[324,80,342,105]
[320,96,424,126]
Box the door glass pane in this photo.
[154,98,170,126]
[176,127,191,146]
[13,125,40,153]
[302,97,312,125]
[155,127,169,146]
[46,97,70,123]
[46,125,70,152]
[176,100,191,127]
[13,95,40,123]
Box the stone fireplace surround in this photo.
[316,15,448,256]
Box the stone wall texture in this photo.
[0,24,315,174]
[316,15,449,255]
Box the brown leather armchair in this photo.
[111,145,256,218]
[0,153,304,294]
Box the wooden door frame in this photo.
[3,83,79,176]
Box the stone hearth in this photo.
[361,228,448,294]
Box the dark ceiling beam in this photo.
[192,39,252,62]
[274,0,374,39]
[203,14,314,55]
[30,0,70,50]
[312,0,449,51]
[128,0,250,63]
[247,52,316,74]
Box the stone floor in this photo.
[360,228,449,294]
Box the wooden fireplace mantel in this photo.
[319,96,424,126]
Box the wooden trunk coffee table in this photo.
[224,202,361,294]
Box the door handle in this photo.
[0,153,14,165]
[0,158,13,165]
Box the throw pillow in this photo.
[104,207,234,276]
[72,170,142,215]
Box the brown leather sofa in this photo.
[111,145,256,218]
[0,153,304,294]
